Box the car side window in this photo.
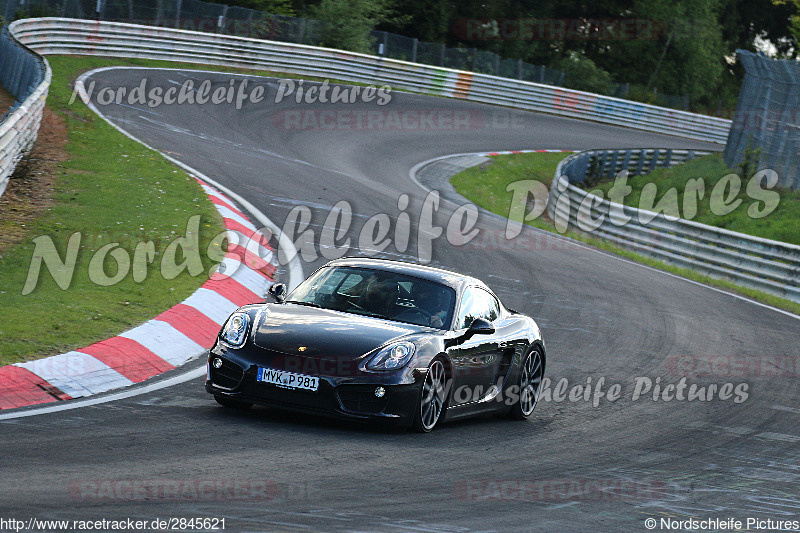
[483,290,500,322]
[337,273,364,294]
[456,287,501,329]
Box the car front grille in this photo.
[210,358,245,389]
[337,386,390,414]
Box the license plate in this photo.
[257,367,319,391]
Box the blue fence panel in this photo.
[1,25,46,115]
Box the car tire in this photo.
[214,394,254,410]
[413,358,448,433]
[508,346,544,420]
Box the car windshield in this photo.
[286,266,456,329]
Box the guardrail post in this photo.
[635,149,647,176]
[576,153,590,182]
[596,151,607,180]
[622,149,632,171]
[608,151,619,179]
[411,38,418,63]
[650,149,660,172]
[663,149,673,168]
[217,6,228,33]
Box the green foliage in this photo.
[310,0,403,53]
[602,0,726,105]
[625,84,659,105]
[553,52,613,95]
[374,0,449,43]
[739,140,762,181]
[0,56,228,363]
[13,2,61,19]
[586,153,800,244]
[449,152,566,221]
[226,0,295,16]
[722,0,797,58]
[774,0,800,47]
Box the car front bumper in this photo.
[205,350,422,425]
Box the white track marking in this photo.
[0,366,207,421]
[75,67,303,291]
[14,353,134,398]
[0,68,305,419]
[119,320,204,366]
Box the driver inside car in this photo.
[413,284,449,328]
[359,278,400,318]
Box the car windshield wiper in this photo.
[286,300,323,309]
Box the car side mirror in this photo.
[267,283,287,303]
[467,317,495,335]
[444,317,495,348]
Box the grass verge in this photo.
[450,152,800,315]
[0,56,296,365]
[0,54,432,366]
[582,153,800,245]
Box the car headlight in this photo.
[221,312,250,347]
[367,341,416,371]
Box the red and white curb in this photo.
[0,179,274,410]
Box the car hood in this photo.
[252,303,427,359]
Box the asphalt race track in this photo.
[2,68,799,532]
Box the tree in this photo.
[589,0,726,105]
[774,0,800,49]
[374,0,449,43]
[226,0,295,16]
[721,0,797,57]
[555,51,614,95]
[309,0,406,53]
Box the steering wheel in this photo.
[413,308,434,321]
[394,307,434,325]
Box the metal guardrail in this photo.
[4,18,795,301]
[0,26,51,198]
[547,149,800,303]
[8,18,732,145]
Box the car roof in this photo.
[323,257,485,291]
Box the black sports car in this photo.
[205,258,545,431]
